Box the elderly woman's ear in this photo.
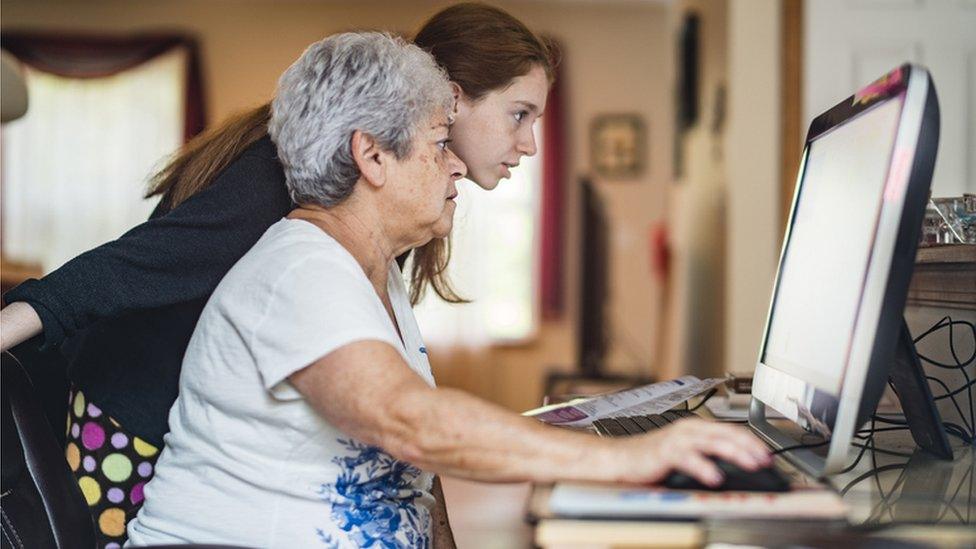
[351,129,388,189]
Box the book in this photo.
[547,482,848,520]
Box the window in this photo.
[2,48,187,273]
[413,124,543,347]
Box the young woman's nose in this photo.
[516,125,537,157]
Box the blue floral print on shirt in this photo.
[316,438,431,548]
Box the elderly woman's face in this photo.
[449,64,549,190]
[387,111,467,242]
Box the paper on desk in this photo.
[548,482,848,520]
[524,375,725,427]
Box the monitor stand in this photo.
[887,318,954,460]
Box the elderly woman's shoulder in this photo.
[248,220,365,276]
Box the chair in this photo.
[1,351,252,549]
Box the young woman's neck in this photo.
[287,201,399,293]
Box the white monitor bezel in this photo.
[748,65,934,478]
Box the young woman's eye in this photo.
[514,110,528,123]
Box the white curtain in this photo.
[2,48,186,273]
[412,126,543,348]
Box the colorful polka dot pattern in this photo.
[66,388,159,548]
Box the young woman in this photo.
[1,4,552,547]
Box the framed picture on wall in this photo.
[590,114,646,180]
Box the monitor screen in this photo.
[762,97,904,399]
[750,64,940,477]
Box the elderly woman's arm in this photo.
[290,341,771,486]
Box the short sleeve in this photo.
[247,252,402,400]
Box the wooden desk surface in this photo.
[529,431,976,548]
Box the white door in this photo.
[805,0,976,196]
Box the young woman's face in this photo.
[449,64,549,190]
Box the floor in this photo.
[440,476,533,549]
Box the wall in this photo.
[804,0,976,197]
[659,0,728,381]
[725,0,781,377]
[2,0,673,411]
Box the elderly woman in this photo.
[127,32,769,548]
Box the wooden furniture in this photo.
[528,429,976,548]
[907,244,976,309]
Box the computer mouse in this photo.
[661,457,790,492]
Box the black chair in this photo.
[1,351,252,549]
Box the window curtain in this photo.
[540,47,566,320]
[1,33,206,272]
[1,32,206,141]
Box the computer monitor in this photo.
[749,64,945,477]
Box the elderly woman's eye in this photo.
[437,139,452,150]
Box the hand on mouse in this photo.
[604,418,772,487]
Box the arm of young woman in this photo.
[290,340,771,487]
[1,145,292,350]
[0,301,43,351]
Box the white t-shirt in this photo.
[127,218,436,548]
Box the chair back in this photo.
[1,351,96,549]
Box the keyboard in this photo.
[592,409,696,437]
[592,409,792,492]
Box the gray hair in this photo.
[269,32,453,207]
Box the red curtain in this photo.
[540,49,566,320]
[1,32,206,142]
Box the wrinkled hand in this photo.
[610,418,771,487]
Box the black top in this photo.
[5,136,294,446]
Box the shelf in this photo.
[915,244,976,264]
[909,245,975,308]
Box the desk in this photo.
[529,430,975,548]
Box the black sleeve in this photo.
[3,150,293,350]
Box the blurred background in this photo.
[2,1,974,546]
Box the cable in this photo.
[850,443,914,458]
[932,377,976,400]
[853,426,907,440]
[925,376,973,435]
[914,317,976,368]
[833,436,873,475]
[839,463,906,496]
[771,438,830,455]
[912,316,975,436]
[946,319,976,435]
[942,421,975,444]
[686,388,718,412]
[867,413,974,445]
[871,415,908,425]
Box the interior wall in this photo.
[725,0,781,377]
[2,0,673,412]
[659,0,728,381]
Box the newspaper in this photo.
[524,375,725,427]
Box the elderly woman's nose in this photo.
[449,149,467,179]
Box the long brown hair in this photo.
[146,103,271,210]
[146,2,555,305]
